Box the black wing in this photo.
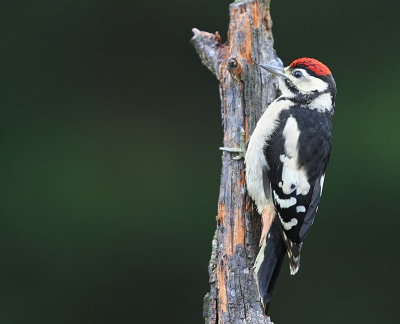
[264,106,332,244]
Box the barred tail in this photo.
[282,231,303,275]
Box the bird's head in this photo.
[261,58,336,111]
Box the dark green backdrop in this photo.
[1,0,399,323]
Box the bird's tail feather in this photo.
[282,231,303,275]
[253,216,286,314]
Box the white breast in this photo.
[245,99,293,213]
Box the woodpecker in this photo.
[244,57,336,313]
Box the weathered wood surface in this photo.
[192,0,283,323]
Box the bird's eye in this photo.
[293,70,303,78]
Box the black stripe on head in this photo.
[285,70,336,108]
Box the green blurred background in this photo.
[1,0,399,323]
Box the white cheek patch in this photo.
[289,69,328,93]
[298,75,328,92]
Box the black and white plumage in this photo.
[245,58,336,312]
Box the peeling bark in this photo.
[192,1,282,323]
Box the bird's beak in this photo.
[259,64,287,79]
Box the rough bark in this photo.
[192,1,282,323]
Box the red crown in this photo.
[290,58,331,76]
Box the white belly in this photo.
[245,99,293,213]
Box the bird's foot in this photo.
[219,127,248,160]
[259,206,275,246]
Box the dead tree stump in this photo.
[192,0,282,323]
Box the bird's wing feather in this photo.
[299,173,323,240]
[264,107,331,244]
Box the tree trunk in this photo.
[191,1,282,323]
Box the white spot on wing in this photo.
[282,117,299,157]
[278,214,298,230]
[273,190,297,208]
[296,206,306,213]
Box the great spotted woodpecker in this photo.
[245,58,336,312]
